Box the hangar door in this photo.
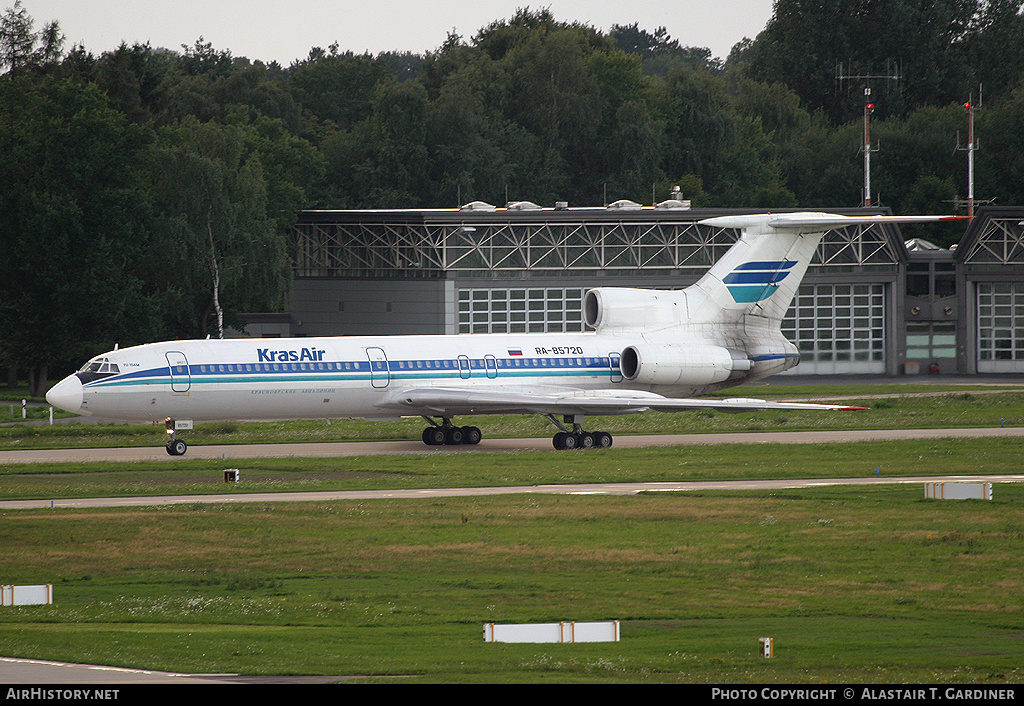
[779,283,887,375]
[977,282,1024,372]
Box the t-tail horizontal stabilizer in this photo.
[686,212,969,324]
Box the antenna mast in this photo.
[862,89,877,208]
[836,61,901,207]
[957,88,981,219]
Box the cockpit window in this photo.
[80,357,107,373]
[76,357,119,383]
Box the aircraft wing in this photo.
[379,387,865,417]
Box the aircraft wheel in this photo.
[462,426,482,445]
[594,431,613,448]
[577,432,596,449]
[553,431,578,450]
[444,427,464,445]
[166,439,188,456]
[424,427,446,446]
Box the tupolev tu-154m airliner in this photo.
[46,212,966,455]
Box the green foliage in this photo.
[0,74,157,390]
[146,117,288,338]
[287,48,394,130]
[0,0,61,75]
[610,23,721,75]
[747,0,980,124]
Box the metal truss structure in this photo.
[959,214,1024,267]
[291,210,904,279]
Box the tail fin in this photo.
[584,212,966,335]
[684,212,967,325]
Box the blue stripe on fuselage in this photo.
[82,356,618,389]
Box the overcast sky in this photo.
[17,0,776,65]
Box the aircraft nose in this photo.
[46,375,84,414]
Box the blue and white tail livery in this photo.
[47,212,964,453]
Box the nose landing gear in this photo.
[164,417,191,456]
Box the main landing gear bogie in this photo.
[552,430,613,450]
[421,418,482,446]
[547,414,613,451]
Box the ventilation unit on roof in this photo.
[506,201,542,211]
[905,238,943,251]
[606,199,642,211]
[460,201,496,212]
[656,199,691,210]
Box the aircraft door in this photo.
[366,347,390,389]
[485,354,498,379]
[166,351,191,393]
[458,355,471,379]
[609,352,623,383]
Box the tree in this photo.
[88,42,175,123]
[746,0,979,123]
[422,57,516,206]
[287,48,394,130]
[147,118,288,338]
[0,0,62,76]
[0,75,155,394]
[610,22,721,74]
[711,116,797,207]
[975,84,1024,209]
[660,68,734,191]
[963,0,1024,98]
[327,80,432,207]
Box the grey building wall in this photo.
[288,278,453,337]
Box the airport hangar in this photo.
[237,202,1024,377]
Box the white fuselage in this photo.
[52,327,791,423]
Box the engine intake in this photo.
[620,344,750,387]
[585,288,678,331]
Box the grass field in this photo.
[0,386,1022,683]
[0,485,1021,682]
[3,386,1024,451]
